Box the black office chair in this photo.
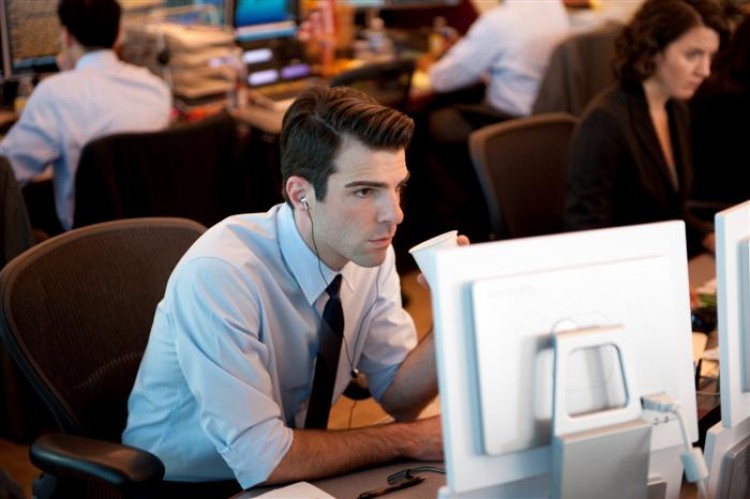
[329,59,416,113]
[0,155,37,443]
[468,113,578,240]
[0,217,206,498]
[73,111,249,229]
[532,21,623,117]
[0,155,33,269]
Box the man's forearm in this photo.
[265,416,442,484]
[380,332,438,421]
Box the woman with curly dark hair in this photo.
[564,0,729,257]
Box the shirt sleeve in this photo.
[170,257,293,489]
[428,14,504,93]
[0,82,62,184]
[356,248,418,401]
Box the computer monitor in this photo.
[232,0,310,91]
[704,200,750,497]
[0,0,60,80]
[233,0,297,43]
[431,221,697,498]
[161,0,231,26]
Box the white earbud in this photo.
[301,196,309,210]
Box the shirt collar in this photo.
[75,49,119,70]
[277,203,353,305]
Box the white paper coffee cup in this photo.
[408,230,459,285]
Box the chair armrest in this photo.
[30,434,165,490]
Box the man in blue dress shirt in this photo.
[0,0,171,232]
[124,86,454,494]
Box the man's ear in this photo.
[61,27,74,48]
[286,176,313,211]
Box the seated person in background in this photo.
[420,0,570,242]
[0,0,171,233]
[690,14,750,207]
[124,86,461,495]
[564,0,728,257]
[426,0,570,123]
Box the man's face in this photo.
[307,137,408,270]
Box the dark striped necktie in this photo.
[305,274,344,429]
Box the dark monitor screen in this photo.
[0,0,60,80]
[233,0,297,43]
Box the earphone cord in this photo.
[309,208,357,374]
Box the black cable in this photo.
[386,465,446,485]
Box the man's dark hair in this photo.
[58,0,121,50]
[615,0,729,82]
[280,86,414,204]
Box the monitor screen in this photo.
[0,0,60,79]
[704,200,750,497]
[431,221,697,497]
[233,0,296,43]
[160,0,231,26]
[233,0,309,90]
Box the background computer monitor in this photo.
[233,0,309,89]
[0,0,60,80]
[160,0,232,26]
[431,221,696,498]
[704,200,750,497]
[233,0,297,43]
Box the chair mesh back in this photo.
[0,218,205,442]
[469,113,578,240]
[1,155,34,269]
[74,112,246,229]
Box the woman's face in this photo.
[649,25,720,100]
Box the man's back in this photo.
[0,50,171,230]
[428,0,570,116]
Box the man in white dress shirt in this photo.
[0,0,171,233]
[422,0,571,242]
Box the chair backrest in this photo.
[0,218,205,442]
[329,59,416,112]
[0,155,33,269]
[532,21,623,116]
[73,111,247,229]
[469,112,578,240]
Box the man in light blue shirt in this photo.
[124,86,455,494]
[0,0,171,232]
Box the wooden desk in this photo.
[232,104,287,136]
[688,252,715,288]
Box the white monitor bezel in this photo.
[715,200,750,426]
[431,221,696,497]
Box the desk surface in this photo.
[688,252,715,289]
[235,461,445,499]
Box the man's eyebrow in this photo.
[343,174,410,189]
[344,180,388,189]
